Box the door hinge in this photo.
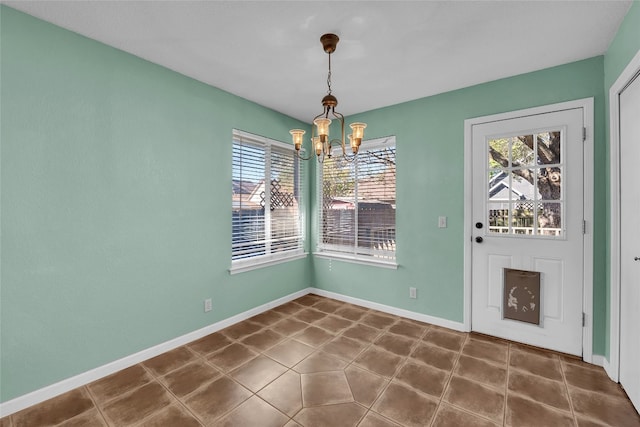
[583,127,587,141]
[583,220,587,234]
[582,312,586,327]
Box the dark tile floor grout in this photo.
[2,294,639,427]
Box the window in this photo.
[317,136,396,266]
[487,131,564,237]
[231,130,305,273]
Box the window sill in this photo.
[313,251,398,269]
[229,252,308,275]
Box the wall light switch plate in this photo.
[438,216,447,228]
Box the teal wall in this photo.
[312,58,607,356]
[603,1,640,359]
[0,6,310,402]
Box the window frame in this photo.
[314,135,397,269]
[230,129,306,274]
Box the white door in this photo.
[619,72,640,412]
[471,108,585,355]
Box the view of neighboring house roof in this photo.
[232,179,259,196]
[232,179,263,211]
[489,171,538,201]
[355,170,396,205]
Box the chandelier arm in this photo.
[327,138,348,162]
[340,150,356,164]
[342,152,359,163]
[330,110,346,156]
[328,138,344,147]
[295,150,313,161]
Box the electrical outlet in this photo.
[438,216,447,228]
[409,287,417,299]
[204,298,213,312]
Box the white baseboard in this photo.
[0,287,312,417]
[310,288,467,332]
[601,356,619,382]
[591,354,605,368]
[589,355,619,382]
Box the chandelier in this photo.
[290,33,366,162]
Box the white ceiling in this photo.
[3,1,632,122]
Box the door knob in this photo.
[475,236,483,243]
[635,257,640,261]
[475,222,483,229]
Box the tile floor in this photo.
[2,294,639,427]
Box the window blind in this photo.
[232,130,304,265]
[319,137,396,261]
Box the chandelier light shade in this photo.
[290,129,305,151]
[290,33,366,162]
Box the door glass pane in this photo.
[488,202,510,234]
[537,131,561,165]
[489,170,510,200]
[512,202,535,235]
[489,138,509,168]
[538,202,562,236]
[510,170,535,200]
[537,167,562,200]
[512,136,534,166]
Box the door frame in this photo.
[463,98,594,363]
[607,48,640,382]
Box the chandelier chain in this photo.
[326,53,332,96]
